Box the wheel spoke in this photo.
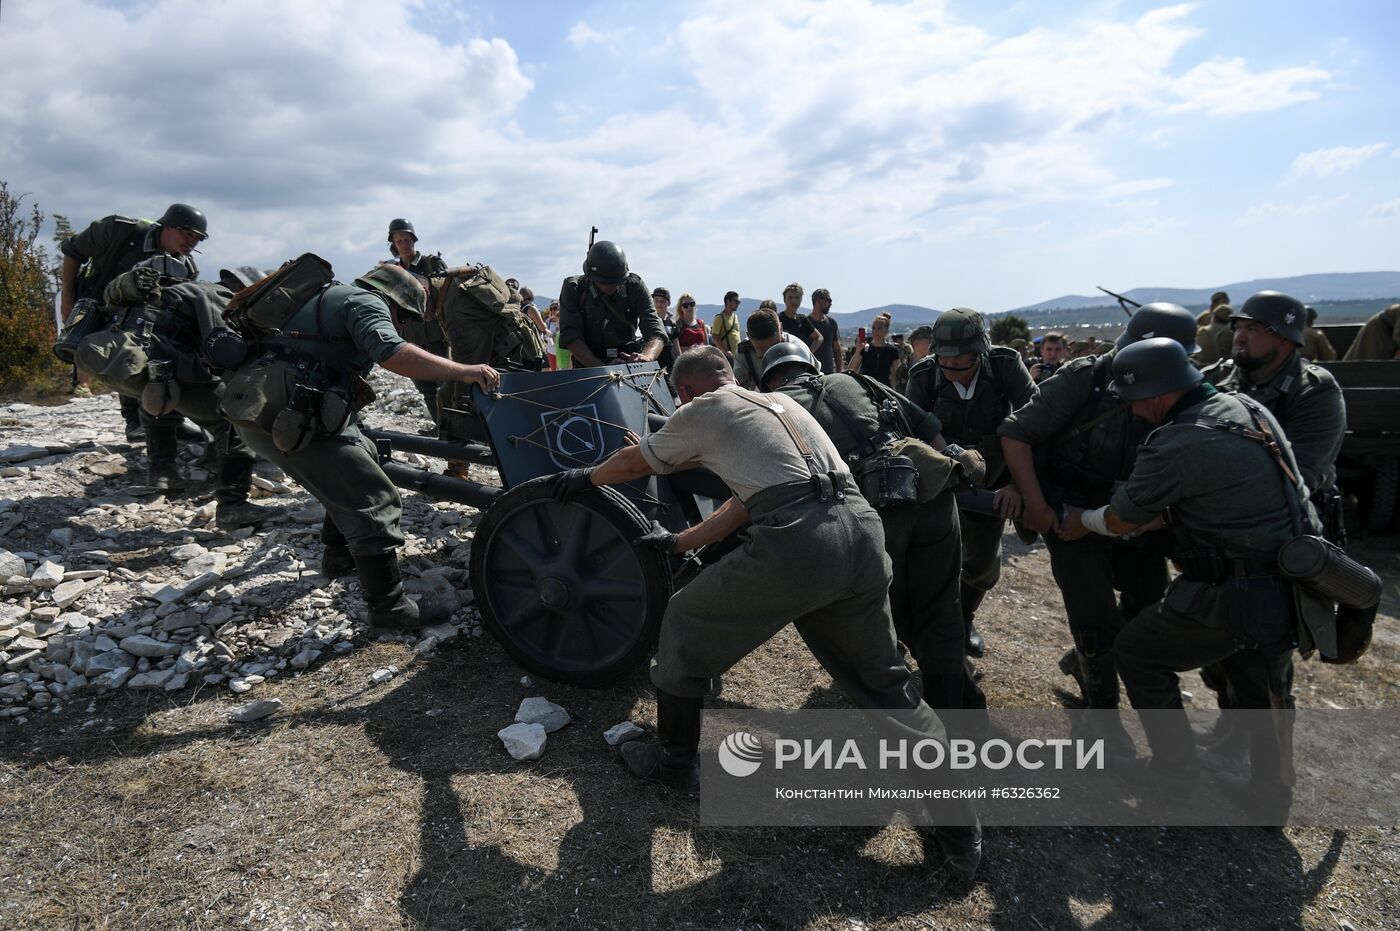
[495,526,550,573]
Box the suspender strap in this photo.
[732,389,824,478]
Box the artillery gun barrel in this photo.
[361,428,496,465]
[380,461,502,509]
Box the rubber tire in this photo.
[1364,456,1398,533]
[470,476,673,687]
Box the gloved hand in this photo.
[550,467,596,502]
[133,265,162,298]
[943,444,987,487]
[635,521,680,554]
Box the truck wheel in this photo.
[1365,457,1398,533]
[470,477,673,687]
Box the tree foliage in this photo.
[989,313,1030,345]
[0,181,65,393]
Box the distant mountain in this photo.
[1012,272,1400,314]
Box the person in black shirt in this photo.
[652,286,680,371]
[808,287,842,374]
[780,281,822,355]
[850,313,901,386]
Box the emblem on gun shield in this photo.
[542,404,606,469]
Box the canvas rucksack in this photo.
[223,253,334,340]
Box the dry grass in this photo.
[1,531,1398,931]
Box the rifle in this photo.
[589,226,598,251]
[1096,286,1141,317]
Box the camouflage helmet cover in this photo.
[930,307,989,356]
[356,263,427,319]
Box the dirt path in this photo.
[1,390,1398,930]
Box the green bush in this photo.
[0,182,66,396]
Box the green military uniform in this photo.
[1112,384,1314,801]
[904,346,1036,629]
[96,278,262,512]
[1342,303,1400,360]
[229,284,408,555]
[997,351,1170,707]
[391,252,449,425]
[1201,351,1344,494]
[1198,348,1344,715]
[1193,306,1233,366]
[557,273,666,365]
[773,371,980,711]
[62,215,192,434]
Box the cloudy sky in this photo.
[4,0,1396,311]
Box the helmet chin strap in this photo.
[937,359,977,373]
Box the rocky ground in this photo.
[0,377,1397,930]
[0,374,484,721]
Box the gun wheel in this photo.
[470,477,673,687]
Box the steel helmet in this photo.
[1109,337,1204,401]
[219,266,269,292]
[1231,291,1307,345]
[1114,302,1199,353]
[356,263,427,319]
[157,203,208,238]
[583,240,628,285]
[760,338,820,387]
[387,218,417,242]
[930,307,990,356]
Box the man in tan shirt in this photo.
[550,345,981,879]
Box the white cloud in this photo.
[1291,143,1390,178]
[0,0,1347,307]
[1169,57,1328,116]
[1367,198,1400,221]
[1235,195,1349,225]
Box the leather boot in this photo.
[143,419,185,490]
[319,516,355,580]
[920,818,982,881]
[1068,649,1135,758]
[621,689,703,792]
[960,582,986,658]
[120,394,145,442]
[353,552,420,629]
[213,455,285,529]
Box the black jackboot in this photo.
[353,552,421,629]
[213,456,285,529]
[960,582,986,657]
[621,690,703,792]
[120,394,145,442]
[319,516,356,579]
[143,418,185,490]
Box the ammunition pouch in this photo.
[1309,485,1347,548]
[855,452,920,509]
[140,359,181,417]
[220,356,296,433]
[53,299,105,363]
